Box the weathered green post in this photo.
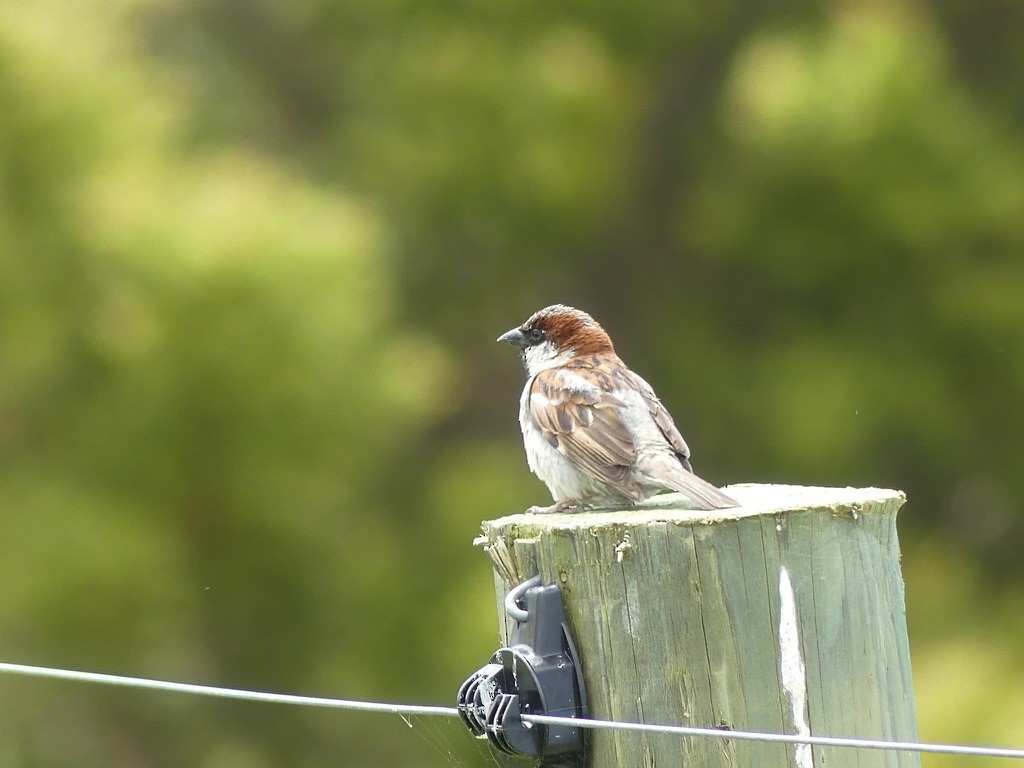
[478,484,919,768]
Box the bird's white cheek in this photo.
[523,341,574,376]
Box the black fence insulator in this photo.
[457,578,588,767]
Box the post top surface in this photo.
[483,483,905,532]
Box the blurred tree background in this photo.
[1,0,1023,765]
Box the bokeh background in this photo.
[2,0,1024,765]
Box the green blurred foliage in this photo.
[1,0,1023,765]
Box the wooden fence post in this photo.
[478,484,919,768]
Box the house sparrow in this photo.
[498,304,737,513]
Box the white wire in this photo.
[0,662,459,719]
[523,713,1024,760]
[2,660,1024,760]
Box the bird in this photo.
[497,304,737,513]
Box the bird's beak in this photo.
[497,328,528,348]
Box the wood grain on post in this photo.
[478,484,919,768]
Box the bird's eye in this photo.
[528,328,545,342]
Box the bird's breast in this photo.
[518,381,599,502]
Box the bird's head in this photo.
[497,304,615,374]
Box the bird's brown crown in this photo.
[524,305,615,355]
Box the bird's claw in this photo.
[525,501,570,515]
[524,498,592,515]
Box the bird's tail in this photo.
[640,455,738,510]
[672,471,739,510]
